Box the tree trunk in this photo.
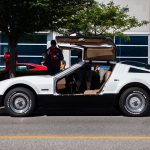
[8,38,17,78]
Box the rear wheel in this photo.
[119,87,150,117]
[4,87,35,117]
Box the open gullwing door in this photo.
[56,36,116,61]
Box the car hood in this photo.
[0,75,54,95]
[0,75,52,85]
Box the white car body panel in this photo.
[102,63,150,94]
[0,62,84,95]
[0,75,54,95]
[1,62,150,97]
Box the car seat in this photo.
[84,70,112,95]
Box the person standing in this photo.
[3,51,11,72]
[95,62,111,84]
[45,40,64,75]
[3,51,18,72]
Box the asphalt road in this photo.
[0,107,150,150]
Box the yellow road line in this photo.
[0,136,150,140]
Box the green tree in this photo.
[0,0,95,78]
[59,1,149,38]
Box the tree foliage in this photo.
[0,0,95,77]
[0,0,149,77]
[59,1,149,38]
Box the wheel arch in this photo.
[115,82,150,106]
[2,84,38,106]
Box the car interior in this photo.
[56,62,115,95]
[55,35,116,95]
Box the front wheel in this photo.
[119,87,150,117]
[4,87,35,117]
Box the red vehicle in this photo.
[3,52,47,71]
[16,63,47,71]
[1,63,47,72]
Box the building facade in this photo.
[0,0,150,67]
[97,0,150,64]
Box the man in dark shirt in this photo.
[45,40,64,75]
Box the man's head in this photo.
[51,40,56,47]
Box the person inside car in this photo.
[76,50,92,92]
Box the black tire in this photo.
[119,87,150,117]
[4,87,35,117]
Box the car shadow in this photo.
[0,107,8,116]
[1,106,150,117]
[0,106,121,117]
[35,107,150,117]
[33,107,121,117]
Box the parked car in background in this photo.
[16,63,47,71]
[0,66,5,71]
[0,63,47,72]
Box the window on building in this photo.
[0,33,47,66]
[115,35,148,64]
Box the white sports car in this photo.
[0,36,150,117]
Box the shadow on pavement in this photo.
[33,107,121,117]
[0,107,8,116]
[0,106,121,117]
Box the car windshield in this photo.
[120,61,150,69]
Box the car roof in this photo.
[120,61,150,69]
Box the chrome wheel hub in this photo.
[9,93,30,114]
[125,93,145,114]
